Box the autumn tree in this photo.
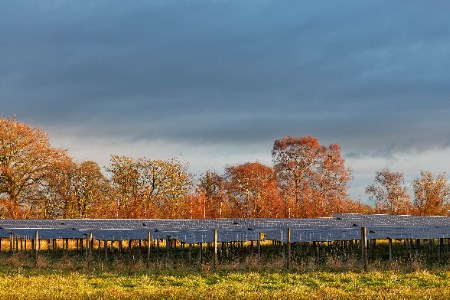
[341,199,374,215]
[272,136,352,217]
[144,159,192,219]
[106,155,143,218]
[31,154,77,218]
[316,143,353,216]
[72,161,111,218]
[0,117,68,218]
[197,170,227,218]
[224,162,282,218]
[106,156,192,218]
[412,170,450,216]
[365,168,412,214]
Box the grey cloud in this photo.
[1,0,450,158]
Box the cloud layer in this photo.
[2,1,450,202]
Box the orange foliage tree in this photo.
[1,117,421,219]
[71,161,111,218]
[272,136,352,217]
[106,156,192,219]
[413,170,450,216]
[224,162,283,218]
[196,170,227,218]
[0,117,68,218]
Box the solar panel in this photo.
[158,230,213,244]
[0,215,449,243]
[89,229,150,241]
[7,228,86,240]
[0,228,11,238]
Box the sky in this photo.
[2,0,450,203]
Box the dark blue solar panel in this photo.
[0,214,449,242]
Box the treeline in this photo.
[366,168,450,216]
[0,117,448,219]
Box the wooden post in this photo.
[188,243,193,264]
[156,239,159,260]
[439,238,444,263]
[389,239,392,262]
[388,238,393,262]
[9,234,14,253]
[88,232,93,257]
[34,231,39,267]
[90,233,94,253]
[361,227,368,271]
[257,232,262,259]
[415,239,420,260]
[409,239,413,260]
[313,241,319,262]
[199,242,203,265]
[428,239,433,258]
[104,240,108,259]
[165,236,170,268]
[87,233,92,269]
[147,232,151,268]
[286,228,291,270]
[213,228,218,269]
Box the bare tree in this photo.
[366,168,412,214]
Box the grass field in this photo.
[2,268,450,299]
[1,254,450,299]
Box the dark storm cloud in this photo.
[2,0,450,155]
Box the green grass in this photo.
[2,266,450,299]
[1,251,450,299]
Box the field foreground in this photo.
[2,267,450,300]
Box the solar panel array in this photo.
[0,214,449,243]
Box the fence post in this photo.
[104,240,108,259]
[34,230,39,267]
[9,233,14,254]
[361,227,368,271]
[388,238,393,262]
[147,232,151,268]
[165,236,170,268]
[257,232,262,259]
[89,232,93,257]
[213,228,218,269]
[286,227,291,270]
